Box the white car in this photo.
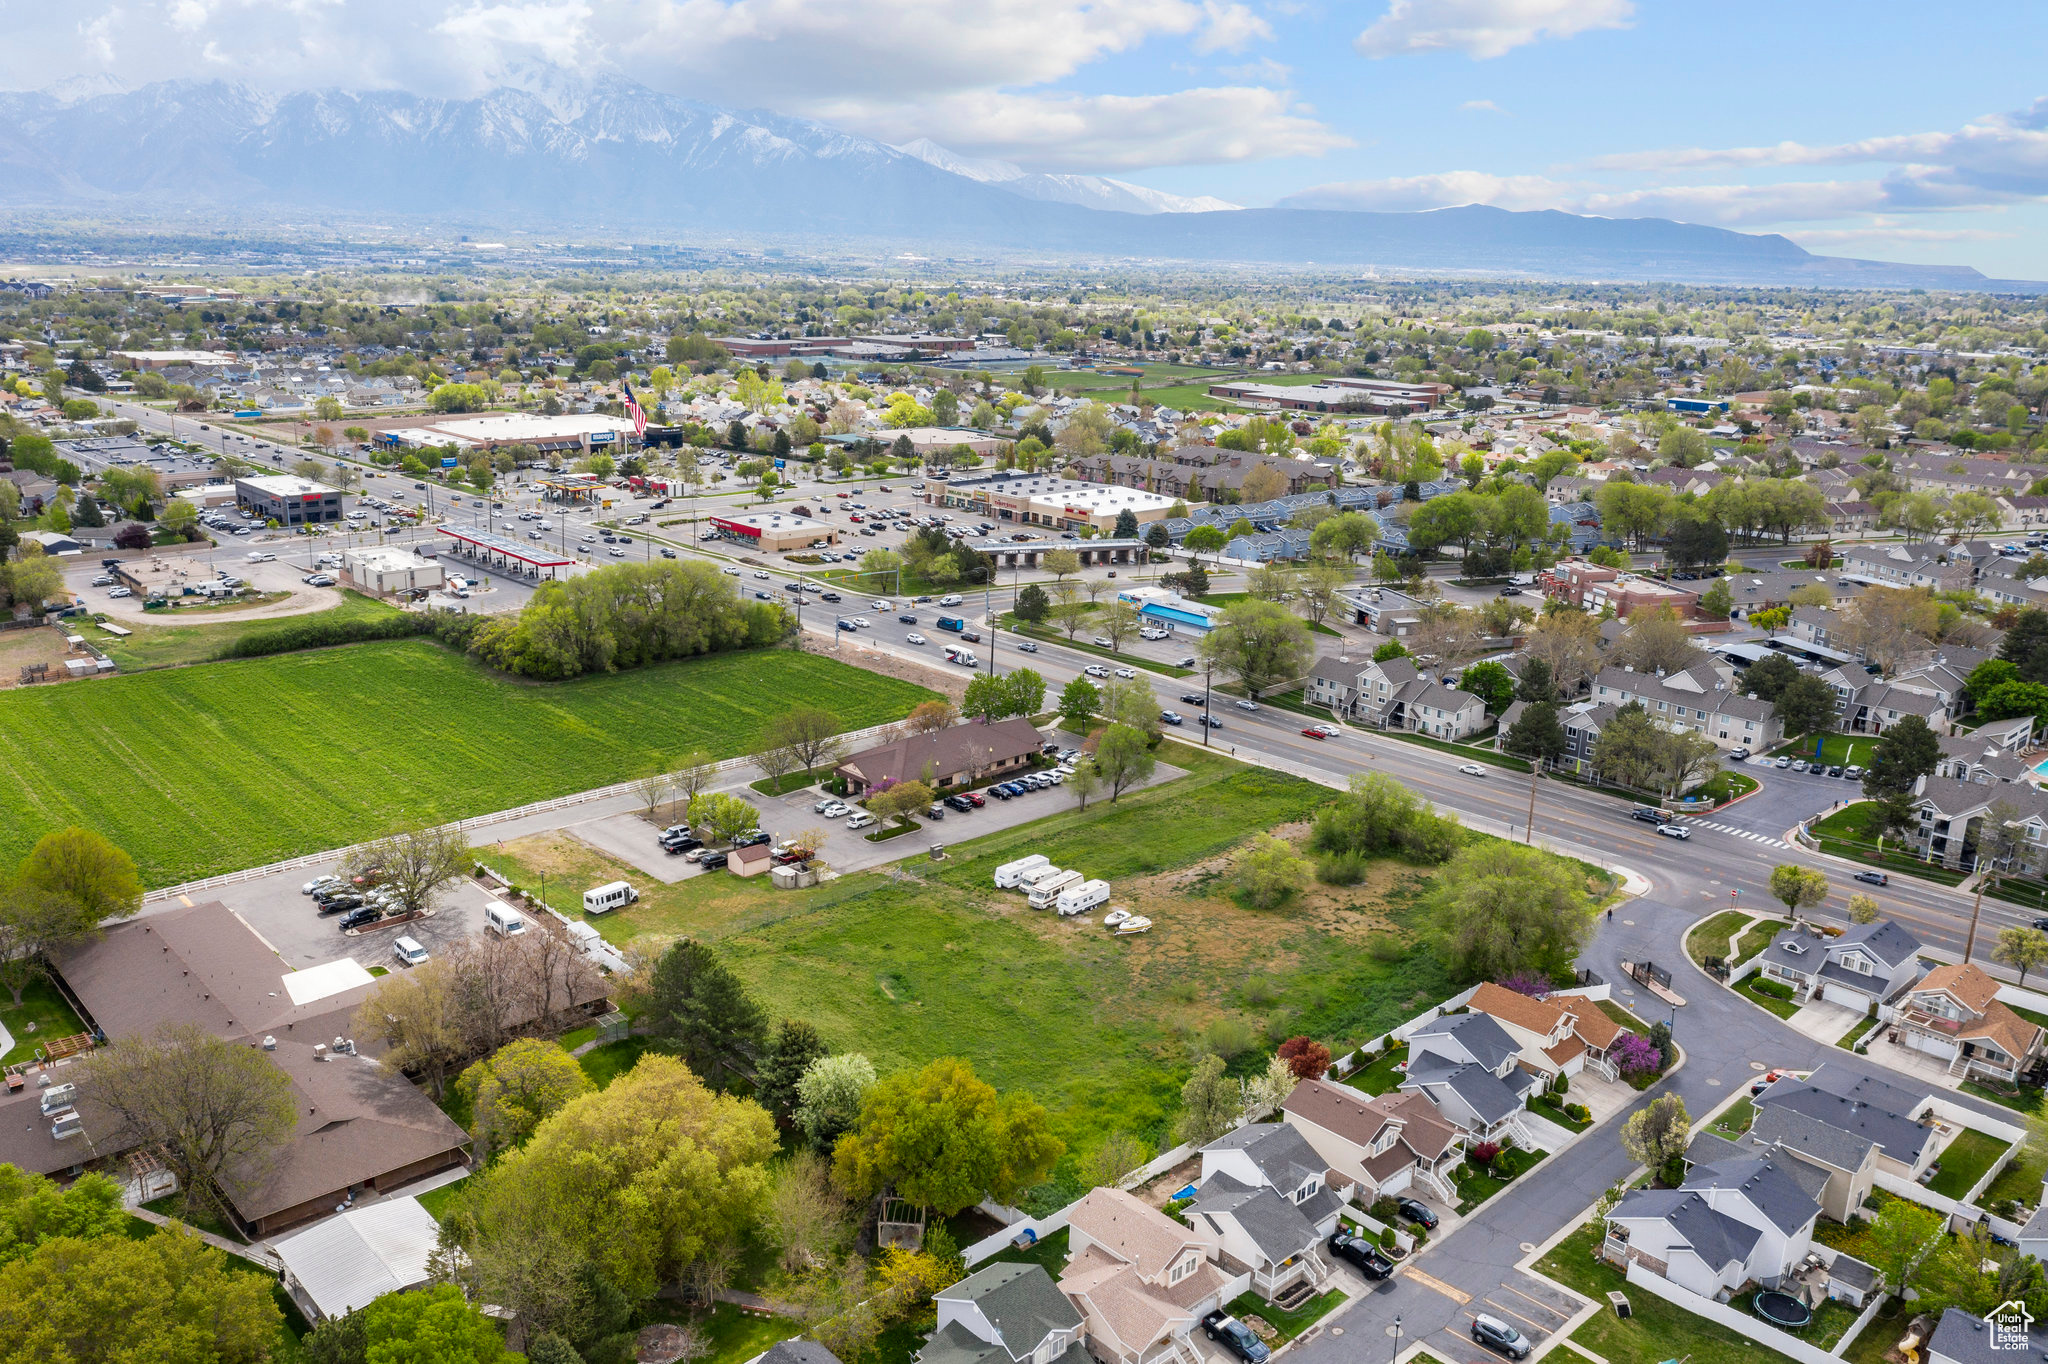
[939,594,963,605]
[819,801,851,818]
[1234,699,1260,711]
[1458,764,1487,777]
[608,547,627,558]
[1084,664,1110,678]
[846,811,876,830]
[722,567,741,576]
[106,587,132,598]
[301,876,342,896]
[906,632,927,645]
[89,574,114,586]
[852,616,872,628]
[1113,667,1135,679]
[1657,822,1693,840]
[753,571,770,579]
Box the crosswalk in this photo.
[1694,819,1792,850]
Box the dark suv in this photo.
[1200,1312,1269,1364]
[338,905,384,931]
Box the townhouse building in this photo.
[1588,657,1782,752]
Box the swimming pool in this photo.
[2034,757,2048,776]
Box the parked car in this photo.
[1775,756,1792,768]
[1327,1231,1393,1279]
[1844,765,1865,780]
[1396,1197,1439,1229]
[1853,870,1889,886]
[1827,765,1844,778]
[338,905,384,931]
[316,894,363,916]
[392,936,430,968]
[944,794,975,812]
[1729,748,1750,760]
[1201,1313,1270,1364]
[697,850,730,870]
[1471,1314,1531,1360]
[819,802,851,818]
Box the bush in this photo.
[1553,1073,1569,1095]
[1370,1196,1399,1223]
[1203,1017,1258,1059]
[1470,1141,1501,1167]
[1379,1226,1398,1251]
[1566,1103,1591,1123]
[1750,976,1796,1001]
[219,608,431,659]
[1316,850,1369,885]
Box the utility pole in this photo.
[1203,662,1214,747]
[1525,760,1539,844]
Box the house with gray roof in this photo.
[1751,918,1925,1012]
[1603,1153,1821,1299]
[1751,1065,1941,1181]
[755,1343,846,1364]
[1182,1169,1335,1304]
[1839,544,1976,593]
[1588,655,1781,752]
[1926,1307,2045,1364]
[1743,1101,1882,1223]
[1401,1012,1539,1144]
[923,1263,1089,1364]
[1934,716,2038,786]
[1906,774,2048,871]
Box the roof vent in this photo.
[262,1035,276,1051]
[314,1043,328,1062]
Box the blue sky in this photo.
[13,0,2048,276]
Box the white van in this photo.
[392,935,430,968]
[846,811,876,831]
[1055,878,1112,916]
[484,902,527,937]
[583,881,639,915]
[1016,864,1069,894]
[994,854,1052,889]
[1026,869,1084,909]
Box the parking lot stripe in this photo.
[1483,1298,1548,1332]
[1402,1266,1471,1304]
[1497,1283,1569,1321]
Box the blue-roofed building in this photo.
[1117,587,1220,633]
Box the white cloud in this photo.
[1281,170,1573,212]
[1193,1,1272,52]
[1460,98,1502,113]
[1355,0,1633,60]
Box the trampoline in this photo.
[1752,1291,1813,1329]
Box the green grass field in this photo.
[1685,910,1752,968]
[0,640,935,885]
[1808,803,1969,885]
[1770,733,1880,767]
[1732,918,1782,965]
[0,978,89,1068]
[1927,1128,2012,1199]
[478,744,1464,1168]
[94,590,403,671]
[1539,1222,1799,1364]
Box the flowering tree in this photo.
[1611,1033,1662,1078]
[1498,971,1553,1000]
[1469,1141,1502,1167]
[1276,1036,1332,1081]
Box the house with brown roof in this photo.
[1279,1078,1463,1205]
[1464,983,1628,1083]
[1891,963,2045,1084]
[833,718,1043,795]
[1059,1188,1243,1364]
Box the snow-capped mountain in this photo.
[892,138,1241,214]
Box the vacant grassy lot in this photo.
[1927,1128,2012,1199]
[94,589,403,671]
[1685,910,1753,968]
[479,745,1465,1165]
[0,640,935,885]
[1539,1222,1799,1364]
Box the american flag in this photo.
[622,380,649,438]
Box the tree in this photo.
[1182,525,1228,560]
[69,492,104,529]
[690,792,761,847]
[1995,926,2048,985]
[1374,640,1409,663]
[671,750,719,812]
[1424,842,1594,982]
[1774,674,1839,739]
[765,1149,852,1276]
[454,1037,594,1158]
[1740,653,1803,703]
[0,1225,283,1364]
[1863,715,1941,805]
[1176,1053,1238,1147]
[645,940,767,1082]
[1200,598,1312,700]
[832,1057,1064,1214]
[344,820,469,919]
[1864,1198,1941,1300]
[1458,661,1516,714]
[1276,1036,1333,1082]
[1523,610,1602,694]
[906,700,958,735]
[307,1282,520,1364]
[795,1053,876,1153]
[1113,508,1140,539]
[1235,834,1309,910]
[1504,700,1568,776]
[1295,561,1348,628]
[13,826,141,926]
[867,780,933,830]
[756,1019,829,1129]
[762,706,844,776]
[1842,587,1942,676]
[1309,512,1379,563]
[1013,583,1050,623]
[1847,892,1881,924]
[0,888,94,1013]
[1043,549,1082,583]
[1093,723,1156,802]
[1005,668,1047,719]
[446,1054,775,1319]
[1698,578,1732,620]
[1607,606,1696,676]
[962,673,1012,725]
[111,522,150,551]
[1769,864,1830,919]
[81,1024,296,1212]
[1049,582,1091,639]
[1619,1094,1691,1178]
[1058,677,1100,733]
[1666,517,1728,572]
[0,1166,127,1263]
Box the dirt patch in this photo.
[799,634,966,701]
[0,627,77,688]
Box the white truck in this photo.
[1015,864,1069,895]
[993,854,1052,889]
[1026,869,1084,909]
[1055,878,1112,916]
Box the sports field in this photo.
[0,640,935,885]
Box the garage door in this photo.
[1904,1030,1957,1060]
[1821,983,1873,1010]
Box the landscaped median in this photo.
[1805,802,1968,886]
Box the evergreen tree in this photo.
[1114,508,1139,538]
[755,1019,828,1127]
[70,492,105,528]
[644,940,767,1083]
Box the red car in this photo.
[964,792,987,807]
[1301,727,1327,739]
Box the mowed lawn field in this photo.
[479,745,1462,1167]
[93,589,404,671]
[0,639,935,886]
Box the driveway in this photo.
[1784,997,1865,1047]
[1858,1027,1968,1091]
[568,812,699,884]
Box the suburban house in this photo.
[1280,1078,1463,1205]
[1751,1066,1942,1181]
[1330,655,1488,738]
[1839,544,1977,593]
[1587,657,1783,752]
[1604,1153,1823,1299]
[833,718,1043,795]
[1890,963,2045,1084]
[1059,1188,1242,1364]
[1751,919,1925,1013]
[1187,1124,1346,1304]
[1905,776,2048,870]
[1924,1307,2042,1364]
[1462,983,1627,1082]
[1399,1011,1540,1144]
[1737,1104,1885,1225]
[922,1263,1090,1364]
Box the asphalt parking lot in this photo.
[205,861,498,972]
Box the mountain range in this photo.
[0,73,2033,290]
